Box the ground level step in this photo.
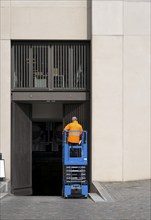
[88,193,104,202]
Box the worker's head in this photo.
[72,116,78,122]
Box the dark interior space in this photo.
[32,121,62,196]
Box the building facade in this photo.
[0,0,150,194]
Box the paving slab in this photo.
[0,180,150,220]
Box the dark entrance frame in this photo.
[11,100,91,195]
[11,40,91,196]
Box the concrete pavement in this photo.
[0,180,150,220]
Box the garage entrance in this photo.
[11,101,90,196]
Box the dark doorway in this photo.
[32,121,62,196]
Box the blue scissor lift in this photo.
[62,130,88,198]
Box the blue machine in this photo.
[62,130,88,198]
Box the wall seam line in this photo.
[122,0,124,182]
[149,0,151,178]
[0,1,1,157]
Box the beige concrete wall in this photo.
[0,39,11,179]
[123,0,150,180]
[92,0,151,181]
[124,36,150,180]
[92,36,123,181]
[0,0,11,179]
[0,2,1,174]
[1,0,91,40]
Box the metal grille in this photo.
[11,42,90,90]
[33,45,48,88]
[53,44,88,89]
[12,44,30,88]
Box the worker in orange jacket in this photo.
[63,116,83,145]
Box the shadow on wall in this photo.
[87,0,92,38]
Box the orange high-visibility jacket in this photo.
[64,120,83,143]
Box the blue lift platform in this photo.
[62,130,88,198]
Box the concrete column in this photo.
[92,0,123,181]
[123,0,151,180]
[0,0,11,179]
[0,0,1,168]
[92,0,151,181]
